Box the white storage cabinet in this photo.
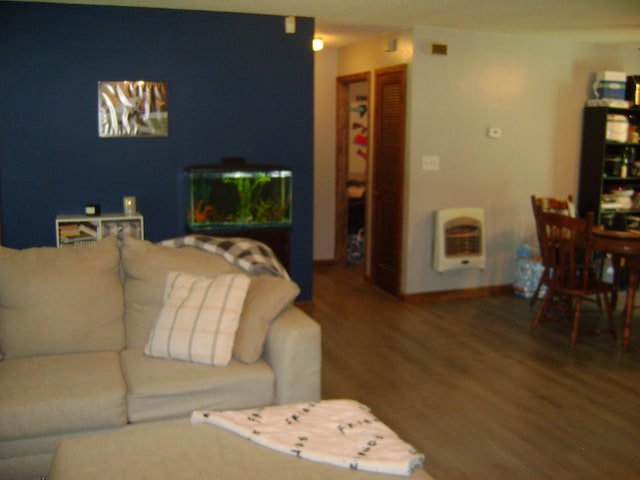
[56,213,144,247]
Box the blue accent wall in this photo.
[0,2,314,299]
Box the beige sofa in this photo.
[0,236,321,480]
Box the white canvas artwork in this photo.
[98,80,168,137]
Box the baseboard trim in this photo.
[401,284,513,303]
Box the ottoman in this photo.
[48,418,434,480]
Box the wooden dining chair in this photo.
[530,211,616,346]
[530,195,575,308]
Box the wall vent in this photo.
[433,207,486,273]
[431,43,448,55]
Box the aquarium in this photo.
[185,164,292,231]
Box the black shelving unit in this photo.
[577,106,640,224]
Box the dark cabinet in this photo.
[186,225,291,271]
[577,107,640,224]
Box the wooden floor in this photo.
[308,264,640,480]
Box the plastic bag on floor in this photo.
[513,244,545,299]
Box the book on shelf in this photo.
[78,224,98,237]
[59,222,98,238]
[60,235,97,244]
[59,229,82,238]
[58,223,79,231]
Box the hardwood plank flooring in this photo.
[308,264,640,480]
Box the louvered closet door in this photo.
[371,65,406,296]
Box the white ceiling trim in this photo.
[13,0,640,47]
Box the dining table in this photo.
[591,225,640,351]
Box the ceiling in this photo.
[16,0,640,48]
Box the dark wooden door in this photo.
[371,65,406,296]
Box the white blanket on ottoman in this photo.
[191,399,424,476]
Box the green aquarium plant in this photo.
[185,164,292,229]
[223,174,271,222]
[190,177,214,224]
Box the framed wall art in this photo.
[98,80,168,138]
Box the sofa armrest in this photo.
[262,306,321,404]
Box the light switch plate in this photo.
[422,155,440,171]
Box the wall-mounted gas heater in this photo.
[433,207,486,273]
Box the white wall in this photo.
[336,30,414,272]
[406,27,638,294]
[313,47,338,260]
[313,26,640,294]
[312,32,411,262]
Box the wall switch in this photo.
[487,127,502,139]
[284,16,296,34]
[422,155,440,171]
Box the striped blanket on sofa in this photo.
[160,234,289,279]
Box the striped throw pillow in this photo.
[145,271,250,366]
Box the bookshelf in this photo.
[56,213,144,247]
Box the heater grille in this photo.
[433,208,486,273]
[445,223,482,256]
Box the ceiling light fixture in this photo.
[312,37,324,52]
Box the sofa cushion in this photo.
[0,237,124,358]
[121,236,242,348]
[120,348,275,423]
[0,352,127,441]
[145,272,250,366]
[234,275,300,364]
[121,236,301,363]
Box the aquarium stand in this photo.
[188,226,291,271]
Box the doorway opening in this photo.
[335,72,370,268]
